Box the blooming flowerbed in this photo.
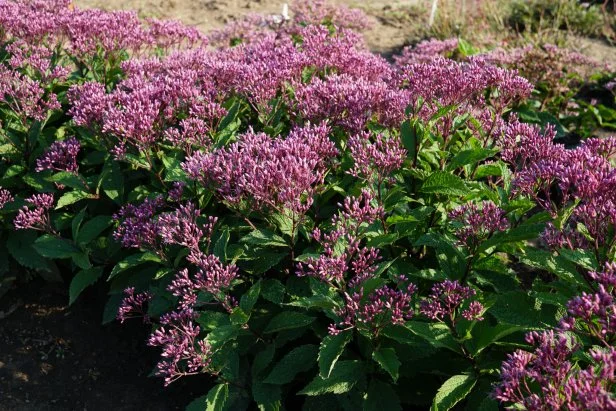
[1,0,616,409]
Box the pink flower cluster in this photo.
[495,263,616,409]
[113,196,165,251]
[0,65,60,121]
[13,193,55,232]
[330,278,417,336]
[420,280,484,323]
[448,201,510,249]
[183,123,337,215]
[500,118,616,253]
[347,132,407,186]
[35,136,81,173]
[297,190,384,287]
[0,187,13,210]
[147,309,212,386]
[394,38,460,66]
[117,287,152,324]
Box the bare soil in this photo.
[0,281,205,411]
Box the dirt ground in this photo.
[72,0,431,54]
[73,0,616,62]
[0,281,205,411]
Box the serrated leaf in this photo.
[108,252,162,280]
[364,379,402,411]
[76,215,112,245]
[264,311,315,334]
[101,158,124,203]
[372,348,400,382]
[213,228,230,261]
[447,148,498,171]
[318,330,352,379]
[55,190,94,209]
[240,229,289,248]
[240,280,261,314]
[263,344,318,384]
[205,384,229,411]
[69,267,103,305]
[430,374,476,411]
[404,321,462,354]
[477,224,545,252]
[72,207,87,240]
[261,279,286,304]
[470,323,523,356]
[6,231,58,277]
[33,234,79,259]
[299,361,362,396]
[47,171,88,191]
[421,171,470,197]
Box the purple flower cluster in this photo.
[0,65,60,121]
[292,73,406,132]
[0,187,13,210]
[330,278,417,336]
[496,263,616,409]
[147,309,212,386]
[13,193,55,232]
[117,287,153,324]
[168,251,238,312]
[394,38,460,66]
[420,280,484,323]
[183,123,337,215]
[158,203,213,251]
[347,132,407,184]
[500,117,616,253]
[448,201,509,249]
[298,190,384,287]
[112,196,165,250]
[35,136,81,173]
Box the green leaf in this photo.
[490,291,558,328]
[401,119,420,161]
[76,215,112,245]
[47,171,88,191]
[69,267,103,305]
[240,281,261,314]
[238,248,288,275]
[430,374,477,411]
[6,231,59,277]
[206,325,241,348]
[318,330,352,379]
[72,207,87,240]
[372,348,400,382]
[558,248,599,271]
[186,395,208,411]
[263,345,318,384]
[33,234,79,259]
[516,249,587,287]
[213,228,230,261]
[404,322,462,354]
[101,158,124,203]
[421,171,470,197]
[264,311,315,334]
[299,360,363,396]
[478,224,545,252]
[108,252,162,280]
[447,148,498,171]
[470,323,523,356]
[364,379,402,411]
[261,279,286,304]
[414,233,466,280]
[240,229,289,248]
[55,190,95,209]
[205,384,229,411]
